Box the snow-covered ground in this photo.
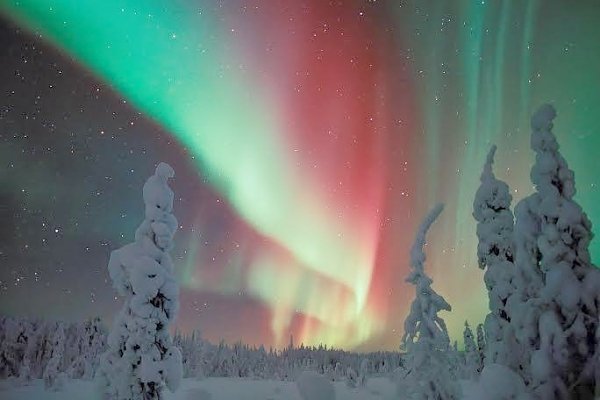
[0,377,397,400]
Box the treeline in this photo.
[0,315,403,385]
[0,315,106,387]
[174,331,403,382]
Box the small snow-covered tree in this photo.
[475,323,485,370]
[63,322,83,377]
[19,319,42,381]
[513,104,600,399]
[98,162,182,400]
[346,366,358,388]
[43,321,66,390]
[333,361,343,381]
[400,204,458,399]
[18,320,37,384]
[358,358,369,387]
[32,321,55,379]
[86,317,107,379]
[462,322,479,379]
[68,317,106,379]
[0,317,27,378]
[19,357,33,384]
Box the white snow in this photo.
[0,376,397,400]
[461,363,533,400]
[296,371,335,400]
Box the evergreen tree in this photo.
[346,366,358,388]
[472,145,520,370]
[513,104,600,399]
[0,317,26,378]
[19,319,39,381]
[33,321,55,379]
[475,323,485,372]
[358,358,369,387]
[462,322,479,379]
[400,204,458,399]
[68,317,106,379]
[43,321,66,390]
[98,163,182,400]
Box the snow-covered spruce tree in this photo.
[475,323,485,371]
[20,319,41,382]
[28,320,53,379]
[513,104,600,399]
[358,358,369,387]
[346,366,358,388]
[462,322,479,379]
[400,204,458,400]
[85,317,107,379]
[0,317,26,378]
[43,321,66,390]
[472,145,521,370]
[98,162,183,400]
[68,317,107,379]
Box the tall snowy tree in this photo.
[400,204,458,400]
[98,163,183,400]
[513,104,600,399]
[472,145,520,370]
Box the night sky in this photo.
[1,0,599,351]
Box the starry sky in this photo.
[0,0,599,351]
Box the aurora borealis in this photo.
[1,1,599,351]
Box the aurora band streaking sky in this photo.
[2,0,599,350]
[1,0,391,347]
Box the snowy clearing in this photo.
[0,377,397,400]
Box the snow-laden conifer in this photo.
[401,204,450,350]
[462,322,479,379]
[513,105,600,399]
[400,204,458,399]
[358,358,369,387]
[43,321,66,390]
[472,145,520,370]
[98,162,182,400]
[475,323,485,371]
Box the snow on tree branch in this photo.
[408,203,444,281]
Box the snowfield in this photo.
[0,377,397,400]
